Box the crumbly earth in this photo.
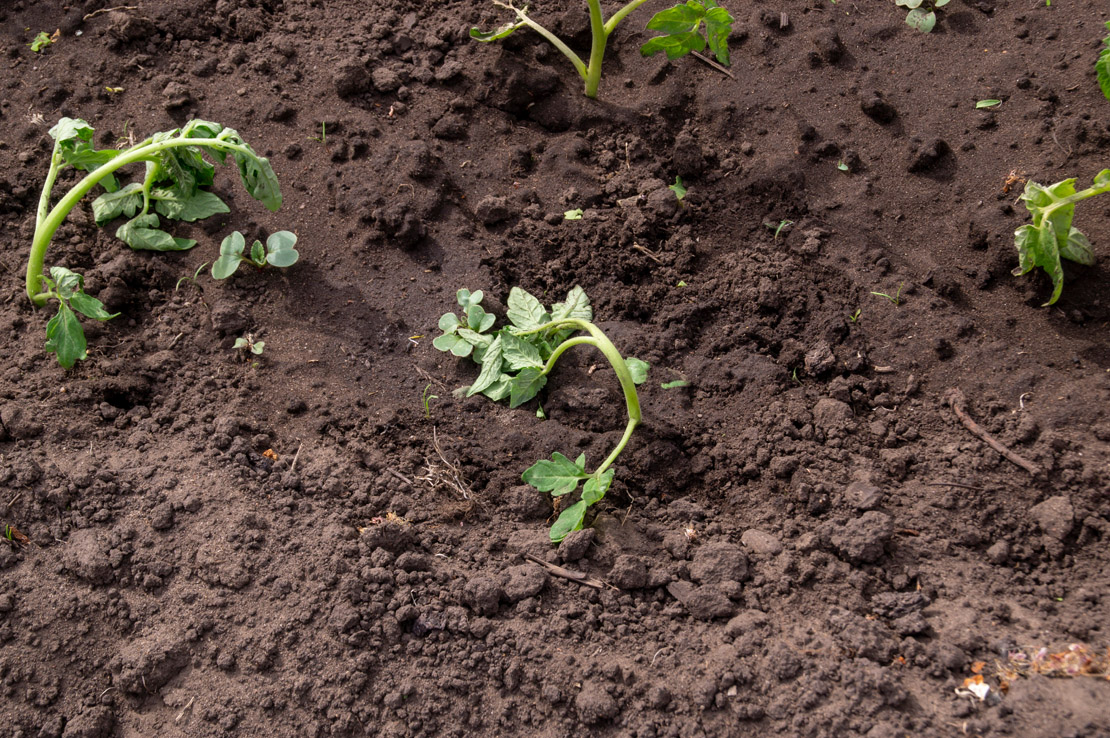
[1,1,1108,736]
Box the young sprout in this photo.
[871,283,903,306]
[211,231,299,280]
[422,383,439,419]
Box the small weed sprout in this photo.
[765,219,794,240]
[848,308,862,323]
[422,384,439,419]
[233,335,265,357]
[896,0,950,33]
[871,283,904,307]
[175,262,210,292]
[669,176,688,202]
[434,287,648,542]
[472,0,733,99]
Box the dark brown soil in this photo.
[1,0,1109,736]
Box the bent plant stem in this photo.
[27,136,258,306]
[518,318,642,477]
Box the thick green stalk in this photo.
[584,0,608,98]
[27,137,255,306]
[521,318,642,476]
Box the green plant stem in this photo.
[584,0,607,98]
[519,318,642,477]
[1047,180,1110,212]
[27,137,256,306]
[494,1,586,78]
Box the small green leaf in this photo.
[501,331,545,371]
[91,183,144,225]
[551,286,592,323]
[975,99,1002,109]
[470,20,527,42]
[116,214,195,251]
[250,240,266,266]
[1098,22,1110,100]
[509,368,547,408]
[69,293,119,322]
[433,333,474,357]
[581,469,614,506]
[212,231,246,279]
[467,304,496,333]
[45,303,86,369]
[669,176,687,201]
[837,161,849,172]
[438,312,461,333]
[564,209,584,220]
[265,231,299,268]
[48,266,83,300]
[457,288,484,309]
[506,287,549,331]
[661,379,690,389]
[48,118,93,145]
[1060,227,1094,266]
[905,8,936,32]
[640,31,707,60]
[152,188,229,222]
[549,501,588,543]
[467,336,504,397]
[625,357,650,385]
[522,452,588,497]
[30,30,55,52]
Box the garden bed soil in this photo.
[1,0,1109,736]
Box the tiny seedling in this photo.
[1098,22,1110,100]
[871,283,903,306]
[211,231,299,280]
[434,286,648,542]
[175,262,210,292]
[848,308,862,323]
[765,219,794,240]
[976,99,1002,109]
[564,209,584,221]
[29,30,58,52]
[669,176,688,202]
[233,335,265,355]
[472,0,733,99]
[1013,170,1107,305]
[837,160,850,172]
[26,117,285,367]
[896,0,949,33]
[422,383,439,419]
[308,121,327,146]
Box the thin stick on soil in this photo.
[943,389,1041,476]
[689,50,736,80]
[522,553,607,589]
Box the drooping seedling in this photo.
[434,287,648,542]
[26,117,288,367]
[471,0,733,99]
[1013,170,1108,306]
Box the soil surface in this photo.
[1,0,1109,736]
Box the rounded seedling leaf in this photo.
[438,312,461,333]
[975,99,1001,109]
[905,8,936,32]
[265,230,299,268]
[564,209,584,221]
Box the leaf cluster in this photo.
[641,0,734,64]
[895,0,949,33]
[1013,172,1106,306]
[30,30,57,52]
[41,267,118,369]
[212,231,299,280]
[523,453,615,541]
[433,286,595,406]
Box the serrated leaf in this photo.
[91,183,144,225]
[45,303,86,369]
[48,118,93,145]
[625,357,650,385]
[509,368,547,408]
[48,266,83,300]
[467,336,504,397]
[482,377,512,402]
[501,331,545,371]
[905,8,935,33]
[549,501,588,543]
[116,214,195,251]
[265,231,299,268]
[470,20,527,42]
[506,287,549,331]
[645,4,700,34]
[69,292,119,321]
[551,286,592,322]
[152,188,229,222]
[522,452,587,497]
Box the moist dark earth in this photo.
[1,0,1109,736]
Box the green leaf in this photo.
[1013,222,1065,306]
[48,118,93,145]
[45,303,86,369]
[551,286,592,322]
[905,8,936,33]
[582,469,614,506]
[895,0,923,7]
[212,231,245,279]
[645,4,700,34]
[661,379,690,389]
[116,214,195,251]
[457,328,493,351]
[704,5,734,64]
[30,31,55,52]
[433,333,473,357]
[522,452,588,497]
[1099,22,1110,101]
[975,99,1002,109]
[470,20,527,42]
[625,357,650,385]
[265,231,299,268]
[152,188,229,222]
[501,331,545,371]
[1060,227,1094,266]
[549,501,588,543]
[91,183,144,225]
[466,304,496,333]
[457,288,483,309]
[250,240,266,266]
[69,292,118,321]
[669,176,687,200]
[506,287,549,331]
[182,119,224,140]
[482,377,512,402]
[564,209,584,220]
[509,368,547,408]
[640,31,707,60]
[438,312,461,333]
[232,148,282,211]
[467,336,504,397]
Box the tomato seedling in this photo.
[26,118,286,367]
[434,287,648,542]
[472,0,732,99]
[1013,170,1107,306]
[211,230,299,279]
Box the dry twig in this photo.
[943,389,1040,476]
[522,553,607,589]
